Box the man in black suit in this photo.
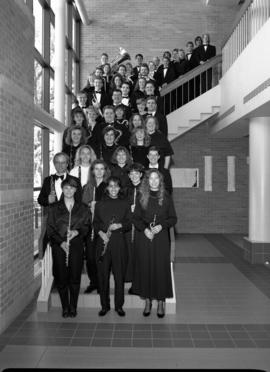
[146,96,168,138]
[154,56,176,89]
[145,81,164,114]
[146,146,173,194]
[195,33,216,93]
[87,76,111,116]
[38,152,82,256]
[185,41,198,71]
[132,53,144,79]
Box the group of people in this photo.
[39,152,177,319]
[37,34,215,319]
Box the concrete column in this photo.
[249,117,270,242]
[53,0,66,152]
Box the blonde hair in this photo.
[74,144,97,167]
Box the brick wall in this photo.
[80,0,238,86]
[0,1,35,332]
[171,122,249,233]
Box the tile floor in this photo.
[1,234,270,370]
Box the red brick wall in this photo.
[80,0,238,86]
[171,123,249,233]
[0,1,35,332]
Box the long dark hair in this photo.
[139,169,165,209]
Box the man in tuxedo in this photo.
[185,41,198,71]
[87,76,111,115]
[195,33,216,93]
[112,89,132,120]
[132,53,143,79]
[146,96,168,137]
[154,56,176,89]
[146,146,172,194]
[38,152,82,256]
[145,81,164,114]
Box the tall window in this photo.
[32,0,81,257]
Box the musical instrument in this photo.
[98,215,116,263]
[131,187,137,243]
[90,186,96,241]
[149,214,157,242]
[66,205,72,267]
[110,47,131,74]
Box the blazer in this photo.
[47,200,91,245]
[154,64,176,88]
[195,44,216,64]
[87,90,112,111]
[38,174,82,208]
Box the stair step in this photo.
[200,112,212,120]
[188,119,201,126]
[51,291,176,313]
[212,105,220,113]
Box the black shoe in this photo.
[84,284,98,293]
[62,308,69,318]
[116,308,125,317]
[128,287,134,295]
[98,307,110,316]
[157,301,165,318]
[69,308,77,318]
[143,301,152,317]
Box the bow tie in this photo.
[95,91,102,94]
[54,174,64,181]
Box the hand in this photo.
[99,231,109,244]
[144,228,154,240]
[92,99,101,109]
[60,241,68,254]
[200,61,205,65]
[67,230,78,241]
[109,223,122,231]
[151,224,162,235]
[131,204,135,213]
[48,194,56,204]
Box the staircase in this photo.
[167,85,221,141]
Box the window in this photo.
[50,76,54,116]
[50,23,55,70]
[33,125,43,257]
[172,169,199,188]
[33,0,42,54]
[34,60,42,107]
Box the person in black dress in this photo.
[38,152,82,256]
[93,176,132,317]
[133,169,177,318]
[62,125,87,170]
[82,159,111,294]
[125,162,144,292]
[47,177,91,318]
[110,146,133,191]
[129,125,151,168]
[95,125,119,166]
[145,116,173,169]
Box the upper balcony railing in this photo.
[160,55,222,116]
[222,0,270,73]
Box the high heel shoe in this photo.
[157,301,165,318]
[143,299,152,317]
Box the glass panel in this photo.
[50,22,55,70]
[50,76,54,116]
[65,48,68,85]
[72,17,77,51]
[34,60,43,107]
[33,0,43,54]
[72,59,76,93]
[49,131,55,174]
[33,125,43,256]
[172,169,199,188]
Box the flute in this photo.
[90,186,96,241]
[131,187,136,243]
[98,215,116,263]
[66,204,72,267]
[149,214,157,242]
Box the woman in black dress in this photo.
[110,146,133,190]
[62,125,87,170]
[93,176,132,317]
[47,177,91,318]
[133,169,177,318]
[82,159,111,294]
[129,125,151,168]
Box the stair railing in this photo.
[222,0,270,73]
[160,55,222,116]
